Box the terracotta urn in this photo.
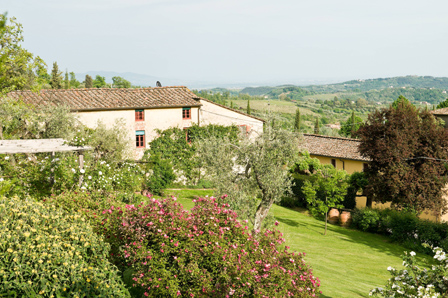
[328,208,340,225]
[339,211,352,227]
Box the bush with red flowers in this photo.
[101,195,320,297]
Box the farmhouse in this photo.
[300,133,448,222]
[7,86,264,158]
[300,133,369,174]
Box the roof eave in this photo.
[70,104,202,112]
[302,152,371,162]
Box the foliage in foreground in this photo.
[101,196,320,297]
[0,196,129,297]
[370,247,448,297]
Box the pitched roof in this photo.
[300,133,371,162]
[431,107,448,115]
[6,86,202,111]
[198,97,265,122]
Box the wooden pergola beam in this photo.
[0,139,91,154]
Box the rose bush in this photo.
[102,195,320,297]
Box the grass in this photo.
[172,192,433,298]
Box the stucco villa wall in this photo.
[198,100,264,137]
[309,155,366,175]
[434,114,448,128]
[144,107,199,141]
[76,107,199,159]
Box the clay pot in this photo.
[339,211,352,227]
[328,208,340,225]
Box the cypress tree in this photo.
[314,117,320,134]
[50,62,63,89]
[350,111,356,137]
[230,101,234,109]
[247,99,251,115]
[85,75,93,88]
[294,108,301,132]
[64,71,70,89]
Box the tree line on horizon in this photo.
[0,14,136,94]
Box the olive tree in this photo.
[197,122,300,231]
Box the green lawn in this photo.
[173,193,432,298]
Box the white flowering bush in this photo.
[370,248,448,297]
[0,196,130,297]
[0,153,144,197]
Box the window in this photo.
[363,163,368,172]
[182,107,191,119]
[135,109,144,121]
[239,125,248,136]
[331,159,336,167]
[136,130,145,148]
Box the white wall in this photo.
[76,107,199,159]
[198,99,264,137]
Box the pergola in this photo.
[0,138,92,187]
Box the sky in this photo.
[3,0,448,86]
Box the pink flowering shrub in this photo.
[101,195,320,297]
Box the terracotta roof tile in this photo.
[431,108,448,115]
[7,86,202,111]
[300,133,371,162]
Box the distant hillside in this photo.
[302,76,448,93]
[240,86,276,96]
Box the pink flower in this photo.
[274,221,279,226]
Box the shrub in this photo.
[42,191,148,226]
[101,196,320,297]
[370,247,448,297]
[351,208,448,255]
[352,208,380,232]
[144,153,176,195]
[0,196,129,297]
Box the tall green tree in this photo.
[93,75,107,88]
[112,76,131,88]
[0,16,47,93]
[436,98,448,109]
[49,62,63,89]
[339,111,363,138]
[302,165,348,235]
[64,70,70,89]
[84,75,93,88]
[197,121,300,231]
[69,72,80,88]
[294,108,301,132]
[246,99,251,115]
[357,97,448,213]
[314,117,320,134]
[391,95,412,109]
